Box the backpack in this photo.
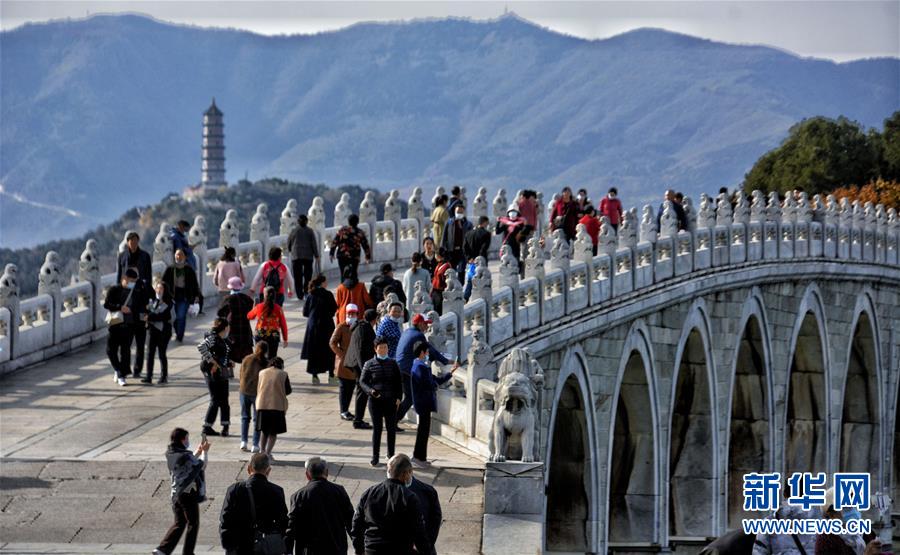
[263,262,282,293]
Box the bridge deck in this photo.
[0,280,484,553]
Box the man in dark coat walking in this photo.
[285,456,354,555]
[287,214,320,299]
[351,454,430,555]
[117,231,153,376]
[219,453,288,555]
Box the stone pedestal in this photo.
[482,462,544,555]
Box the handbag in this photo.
[244,483,285,555]
[105,287,134,327]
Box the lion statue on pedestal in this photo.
[488,347,544,463]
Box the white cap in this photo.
[346,303,359,313]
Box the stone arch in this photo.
[783,284,831,475]
[544,346,598,553]
[606,320,660,548]
[839,292,882,482]
[667,300,718,537]
[724,289,775,528]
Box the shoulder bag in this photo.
[105,287,134,327]
[244,482,285,555]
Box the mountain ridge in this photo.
[2,13,898,247]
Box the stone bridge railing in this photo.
[1,187,899,392]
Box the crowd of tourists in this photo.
[109,186,836,555]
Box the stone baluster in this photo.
[465,327,496,436]
[864,201,876,231]
[640,205,659,243]
[78,239,102,329]
[811,194,825,223]
[308,195,326,235]
[410,281,434,315]
[189,215,209,280]
[574,224,594,263]
[497,245,520,333]
[749,190,766,223]
[492,189,508,223]
[407,187,425,231]
[824,196,838,226]
[618,209,638,250]
[152,222,174,267]
[715,196,733,228]
[780,194,797,224]
[333,193,351,229]
[424,308,450,365]
[766,191,781,222]
[250,203,270,260]
[598,216,618,256]
[442,268,465,354]
[697,194,716,229]
[660,201,679,239]
[876,204,887,234]
[280,199,299,236]
[524,237,545,281]
[0,264,20,358]
[358,192,377,250]
[219,209,240,248]
[732,191,750,226]
[37,251,63,343]
[472,187,489,223]
[384,189,401,225]
[797,193,812,224]
[470,256,493,341]
[549,229,570,272]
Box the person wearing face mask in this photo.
[441,203,473,280]
[419,237,438,277]
[599,187,624,231]
[153,427,209,555]
[359,338,403,466]
[144,281,173,384]
[330,304,362,421]
[344,309,377,430]
[162,248,202,343]
[410,341,458,467]
[394,313,450,429]
[105,268,140,386]
[375,302,405,358]
[117,231,153,377]
[550,186,580,242]
[369,263,406,310]
[198,318,233,437]
[351,454,430,555]
[575,188,593,216]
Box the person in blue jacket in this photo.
[410,341,458,466]
[395,313,450,429]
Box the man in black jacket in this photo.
[344,309,377,430]
[219,453,288,555]
[463,216,492,262]
[117,231,153,377]
[105,268,139,386]
[352,454,429,555]
[368,263,406,308]
[359,337,402,466]
[408,476,442,555]
[285,456,353,555]
[287,215,319,299]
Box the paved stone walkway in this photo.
[0,283,484,554]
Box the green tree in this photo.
[742,116,879,196]
[880,110,900,181]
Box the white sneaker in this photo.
[411,457,427,468]
[251,445,260,453]
[117,377,127,387]
[240,441,248,452]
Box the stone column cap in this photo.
[485,461,543,476]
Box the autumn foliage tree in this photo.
[742,111,900,209]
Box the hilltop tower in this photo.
[201,98,226,188]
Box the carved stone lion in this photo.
[488,347,544,463]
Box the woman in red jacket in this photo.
[599,187,624,231]
[247,286,288,359]
[578,206,601,256]
[550,186,579,242]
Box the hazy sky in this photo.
[2,0,898,62]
